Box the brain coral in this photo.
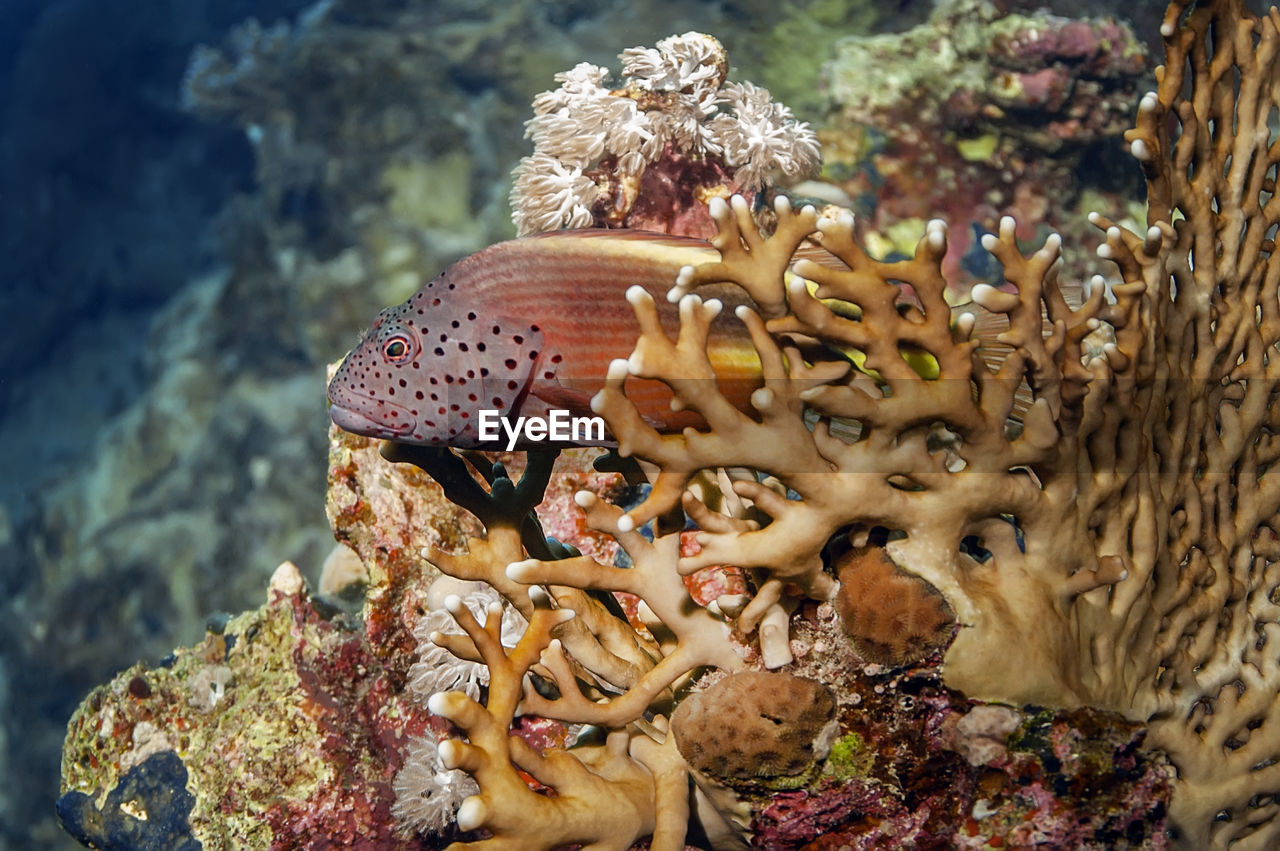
[833,546,957,666]
[671,671,837,785]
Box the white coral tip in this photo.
[573,490,596,509]
[750,387,775,410]
[979,233,998,252]
[506,560,541,582]
[427,692,452,717]
[1130,139,1151,161]
[456,797,487,832]
[734,304,753,320]
[702,297,724,317]
[626,285,652,306]
[999,215,1016,238]
[730,194,749,214]
[443,595,463,614]
[605,358,631,382]
[708,195,730,219]
[1140,91,1159,112]
[617,513,636,533]
[925,219,947,251]
[970,283,998,307]
[1087,211,1103,226]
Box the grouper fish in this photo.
[328,230,765,450]
[327,229,1017,451]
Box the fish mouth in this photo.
[329,403,415,438]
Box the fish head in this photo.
[328,285,552,447]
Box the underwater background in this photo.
[0,0,1199,847]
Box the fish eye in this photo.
[383,336,411,363]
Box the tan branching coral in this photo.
[427,594,675,851]
[578,1,1280,845]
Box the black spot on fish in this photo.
[530,324,541,332]
[551,354,563,364]
[504,358,518,369]
[415,391,424,400]
[398,379,407,388]
[451,320,460,328]
[434,347,444,356]
[513,335,524,344]
[467,393,477,402]
[459,343,468,352]
[480,368,489,377]
[543,371,554,379]
[477,342,486,352]
[529,350,539,360]
[493,398,504,408]
[429,377,438,385]
[492,325,501,335]
[439,334,447,342]
[467,312,476,320]
[507,380,518,390]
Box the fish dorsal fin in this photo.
[526,228,715,250]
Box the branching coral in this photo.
[273,0,1280,847]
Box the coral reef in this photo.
[819,0,1149,283]
[56,0,1280,848]
[510,33,819,238]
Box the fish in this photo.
[328,230,763,450]
[327,229,1035,450]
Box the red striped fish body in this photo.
[327,230,763,449]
